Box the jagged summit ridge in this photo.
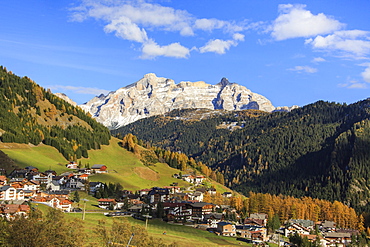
[80,73,276,129]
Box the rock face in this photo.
[54,93,77,107]
[80,73,276,129]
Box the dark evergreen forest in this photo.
[0,66,111,160]
[113,100,370,214]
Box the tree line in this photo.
[118,133,225,185]
[0,66,111,160]
[112,100,370,222]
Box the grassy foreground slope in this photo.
[0,137,232,193]
[0,143,69,174]
[64,211,252,247]
[0,137,191,190]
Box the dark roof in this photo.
[163,202,186,207]
[149,187,169,195]
[45,190,69,195]
[218,221,233,226]
[25,166,38,170]
[89,182,104,186]
[188,202,212,208]
[204,213,223,220]
[0,185,12,191]
[51,181,60,186]
[195,188,206,193]
[44,170,56,174]
[91,164,106,169]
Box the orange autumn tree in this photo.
[247,192,363,230]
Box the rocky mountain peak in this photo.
[80,74,277,129]
[219,77,231,87]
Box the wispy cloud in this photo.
[199,39,237,54]
[47,85,110,96]
[312,57,326,63]
[288,65,318,73]
[305,30,370,59]
[269,4,343,41]
[69,0,249,59]
[338,77,368,89]
[361,64,370,83]
[141,40,190,59]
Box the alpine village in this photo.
[1,66,370,247]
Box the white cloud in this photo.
[199,32,245,55]
[270,4,344,41]
[288,65,318,73]
[141,40,190,59]
[120,2,194,36]
[48,85,110,95]
[70,0,248,58]
[233,33,245,41]
[361,65,370,83]
[338,79,368,89]
[306,30,370,58]
[348,83,367,89]
[104,16,148,43]
[199,39,236,54]
[194,18,227,32]
[312,57,326,63]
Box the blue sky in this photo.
[1,0,370,107]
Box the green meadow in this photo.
[33,202,253,246]
[64,211,252,247]
[1,137,189,189]
[0,137,230,192]
[2,138,238,246]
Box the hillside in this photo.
[0,137,231,193]
[0,66,111,161]
[0,137,184,190]
[113,99,370,215]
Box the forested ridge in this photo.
[113,100,370,215]
[0,66,110,160]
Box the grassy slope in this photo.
[0,138,190,190]
[35,202,252,247]
[2,138,238,246]
[65,212,251,247]
[0,137,230,193]
[0,143,69,174]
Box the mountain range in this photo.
[79,73,296,129]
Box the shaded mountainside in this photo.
[0,66,111,160]
[0,150,19,174]
[112,100,370,213]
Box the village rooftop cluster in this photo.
[0,163,361,246]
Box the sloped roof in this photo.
[0,185,12,191]
[98,198,116,202]
[91,164,106,169]
[218,221,233,226]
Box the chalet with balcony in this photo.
[91,164,107,174]
[186,202,214,220]
[148,187,170,204]
[216,222,236,236]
